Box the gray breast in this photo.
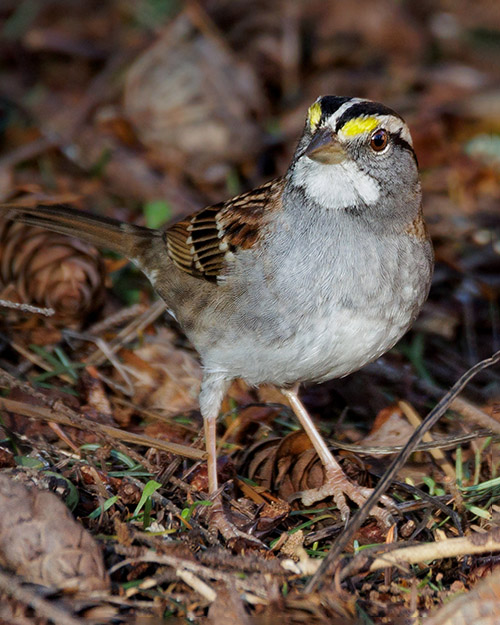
[195,209,432,387]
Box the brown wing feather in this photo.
[165,178,284,281]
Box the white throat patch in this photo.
[293,157,380,208]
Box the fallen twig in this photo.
[367,528,500,572]
[399,400,456,478]
[0,395,205,461]
[0,298,55,316]
[332,428,495,455]
[176,568,217,602]
[339,528,500,581]
[282,528,500,582]
[111,544,275,602]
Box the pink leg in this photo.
[282,385,393,526]
[204,415,218,495]
[199,375,263,545]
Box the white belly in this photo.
[204,302,415,388]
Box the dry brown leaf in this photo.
[80,366,113,418]
[119,328,202,415]
[0,473,110,592]
[236,478,290,533]
[123,7,266,183]
[360,405,415,448]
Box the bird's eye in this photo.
[370,129,388,152]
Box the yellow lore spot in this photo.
[341,116,379,137]
[307,101,322,131]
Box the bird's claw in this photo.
[207,500,265,549]
[296,465,395,527]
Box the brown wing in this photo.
[165,178,284,281]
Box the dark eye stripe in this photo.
[392,134,413,152]
[391,131,418,165]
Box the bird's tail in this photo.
[0,203,159,260]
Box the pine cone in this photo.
[0,473,110,591]
[0,219,105,326]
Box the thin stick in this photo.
[0,368,204,462]
[176,568,217,602]
[86,303,147,335]
[111,544,272,599]
[0,367,154,469]
[399,400,456,479]
[0,396,205,461]
[305,348,500,592]
[328,429,496,455]
[0,298,54,316]
[367,529,500,573]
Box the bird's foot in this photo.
[297,465,395,527]
[207,499,265,549]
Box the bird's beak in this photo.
[304,128,347,164]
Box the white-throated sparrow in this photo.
[2,96,433,540]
